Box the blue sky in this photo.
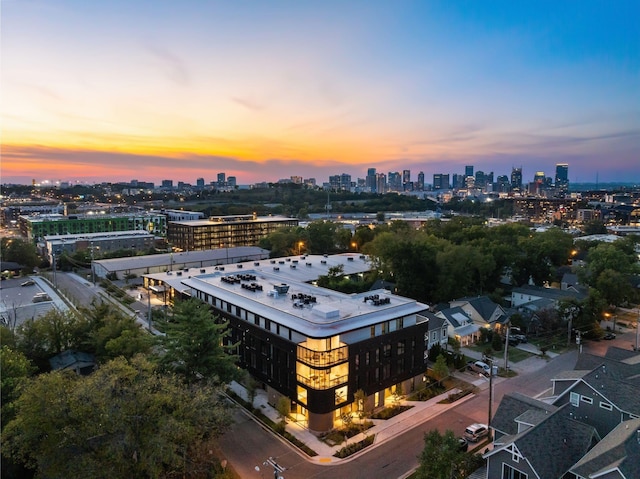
[2,0,638,185]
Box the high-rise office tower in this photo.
[366,168,377,193]
[217,172,226,186]
[475,171,486,189]
[376,173,387,194]
[555,163,569,192]
[511,167,523,192]
[402,169,411,190]
[452,173,464,190]
[388,172,402,192]
[196,177,205,189]
[432,174,450,190]
[496,175,510,192]
[417,171,425,190]
[227,176,237,187]
[465,165,474,178]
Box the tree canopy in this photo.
[415,429,483,479]
[155,298,239,385]
[2,355,232,479]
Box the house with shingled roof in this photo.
[484,403,599,479]
[569,418,640,479]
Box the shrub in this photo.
[333,435,375,458]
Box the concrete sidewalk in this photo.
[228,380,476,465]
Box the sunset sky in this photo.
[2,1,639,186]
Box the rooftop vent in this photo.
[274,283,290,294]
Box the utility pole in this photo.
[147,283,152,331]
[635,304,640,352]
[503,325,510,371]
[487,357,494,441]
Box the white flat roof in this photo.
[145,253,428,337]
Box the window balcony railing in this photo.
[296,373,348,390]
[297,344,348,367]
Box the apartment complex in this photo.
[146,254,432,432]
[167,214,298,251]
[19,212,167,243]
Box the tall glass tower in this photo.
[555,163,569,193]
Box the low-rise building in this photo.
[167,214,298,251]
[144,253,431,432]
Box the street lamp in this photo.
[255,457,285,479]
[298,241,304,256]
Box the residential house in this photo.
[491,391,558,442]
[49,350,96,376]
[569,418,640,479]
[424,312,450,351]
[511,285,586,309]
[485,347,640,479]
[485,403,599,479]
[436,306,480,347]
[449,296,508,332]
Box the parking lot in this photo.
[0,277,59,328]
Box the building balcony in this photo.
[297,344,348,368]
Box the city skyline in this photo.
[2,1,639,185]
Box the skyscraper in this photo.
[417,171,425,191]
[511,167,523,192]
[432,174,450,190]
[465,165,474,178]
[402,169,411,190]
[555,163,569,193]
[366,168,377,193]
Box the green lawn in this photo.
[465,344,535,363]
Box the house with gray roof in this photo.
[435,306,480,347]
[449,295,508,330]
[485,350,640,479]
[511,285,586,309]
[490,391,558,442]
[569,418,640,479]
[484,403,599,479]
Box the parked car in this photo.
[503,336,520,346]
[32,292,51,303]
[603,333,616,340]
[512,334,528,343]
[457,436,468,451]
[464,423,489,442]
[21,280,35,287]
[466,360,497,376]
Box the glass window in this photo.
[599,401,613,411]
[502,464,528,479]
[580,396,593,405]
[570,392,579,407]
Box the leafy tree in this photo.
[583,219,607,235]
[156,298,239,384]
[416,429,478,479]
[432,354,449,387]
[596,268,634,307]
[353,388,369,424]
[275,396,291,424]
[0,346,35,426]
[0,238,40,272]
[16,309,86,365]
[2,356,232,479]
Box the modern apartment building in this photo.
[166,214,298,252]
[188,271,430,432]
[146,254,432,432]
[19,212,167,243]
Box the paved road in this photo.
[219,351,577,479]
